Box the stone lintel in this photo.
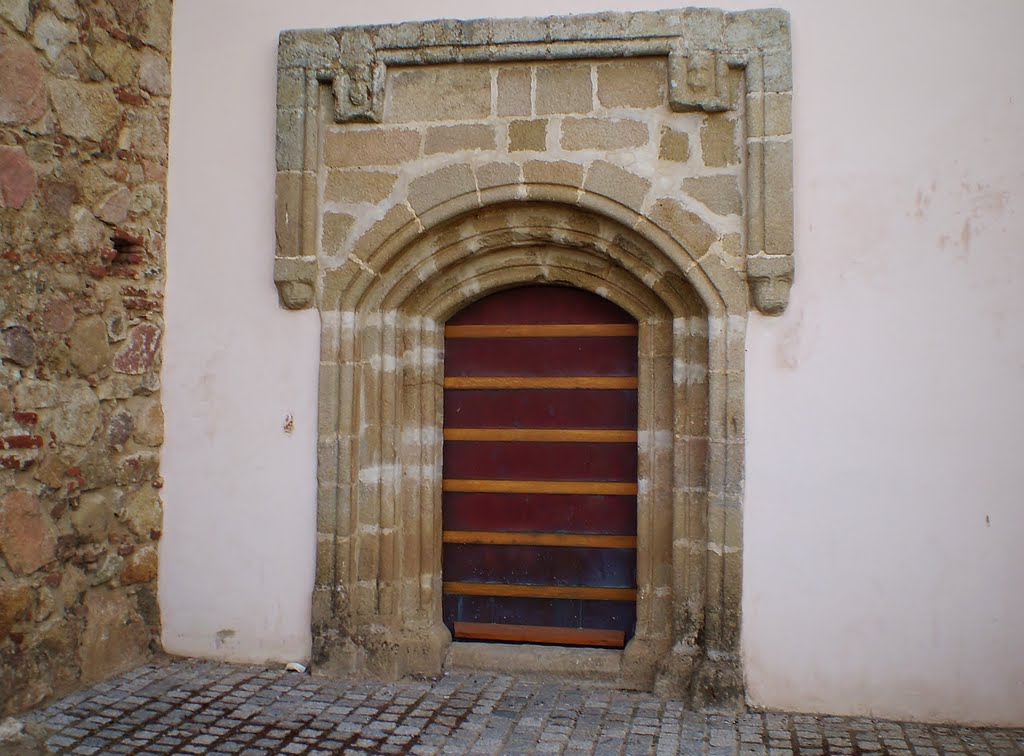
[277,9,790,124]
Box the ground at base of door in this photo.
[4,657,1020,755]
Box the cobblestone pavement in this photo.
[10,658,1023,755]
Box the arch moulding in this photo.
[273,8,794,706]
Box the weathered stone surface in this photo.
[683,175,742,216]
[0,584,33,641]
[584,161,651,211]
[91,28,137,84]
[522,160,584,187]
[68,316,110,376]
[71,491,115,543]
[700,114,740,167]
[536,63,592,115]
[0,28,46,124]
[50,382,100,445]
[325,170,398,204]
[561,117,648,151]
[407,163,476,215]
[0,491,56,576]
[138,50,171,96]
[31,11,73,62]
[0,146,36,209]
[49,80,120,142]
[474,162,520,190]
[321,212,355,255]
[40,300,75,334]
[424,123,496,154]
[496,66,531,117]
[648,199,718,256]
[106,409,133,448]
[95,187,131,225]
[659,127,690,162]
[130,399,163,447]
[0,0,31,32]
[0,325,35,366]
[121,544,157,585]
[386,64,491,122]
[508,119,546,152]
[596,58,667,109]
[79,590,149,684]
[121,487,162,539]
[325,128,420,168]
[112,324,161,374]
[1,0,166,716]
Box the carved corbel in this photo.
[328,31,386,123]
[274,257,317,310]
[328,61,385,123]
[746,255,794,316]
[669,48,733,113]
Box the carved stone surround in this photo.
[274,8,793,705]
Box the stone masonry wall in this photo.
[0,0,171,715]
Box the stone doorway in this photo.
[272,8,794,705]
[441,285,640,650]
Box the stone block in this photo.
[522,160,584,187]
[0,145,36,209]
[747,92,792,138]
[424,123,496,154]
[121,544,158,585]
[507,119,546,152]
[49,80,120,142]
[659,127,690,162]
[474,162,521,191]
[122,486,162,539]
[326,170,398,204]
[496,66,531,117]
[79,589,149,684]
[352,202,418,263]
[0,28,47,125]
[584,161,651,212]
[700,114,739,167]
[535,63,592,115]
[322,212,356,256]
[648,199,717,257]
[561,117,648,151]
[596,58,667,109]
[763,140,794,256]
[0,490,56,576]
[68,316,110,376]
[407,163,477,216]
[325,128,421,168]
[682,175,742,217]
[386,64,491,122]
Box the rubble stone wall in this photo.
[0,0,171,715]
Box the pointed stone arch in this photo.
[275,8,793,705]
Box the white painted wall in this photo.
[164,0,1024,725]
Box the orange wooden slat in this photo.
[443,530,637,548]
[442,479,638,496]
[445,323,638,338]
[443,376,638,390]
[453,622,626,648]
[443,581,637,601]
[443,428,637,443]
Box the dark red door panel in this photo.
[442,285,638,648]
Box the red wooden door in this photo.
[442,286,638,648]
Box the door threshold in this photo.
[444,641,623,685]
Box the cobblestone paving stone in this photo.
[16,658,1024,755]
